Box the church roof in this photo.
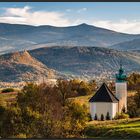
[89,83,119,103]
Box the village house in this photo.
[89,65,127,120]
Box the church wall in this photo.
[90,102,118,120]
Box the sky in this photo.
[0,2,140,34]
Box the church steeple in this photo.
[115,63,127,113]
[116,64,127,82]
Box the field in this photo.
[85,118,140,138]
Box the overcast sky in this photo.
[0,2,140,34]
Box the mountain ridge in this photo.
[0,23,140,54]
[29,46,140,80]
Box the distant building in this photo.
[89,65,127,120]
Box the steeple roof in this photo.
[116,64,127,82]
[89,83,119,103]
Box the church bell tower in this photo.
[115,64,127,113]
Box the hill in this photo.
[30,46,140,80]
[0,50,58,82]
[110,38,140,51]
[0,23,140,54]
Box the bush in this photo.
[1,88,14,93]
[11,133,26,138]
[101,114,104,121]
[94,114,98,120]
[114,112,129,120]
[106,112,111,120]
[121,106,126,113]
[87,113,92,121]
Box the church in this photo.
[89,65,127,120]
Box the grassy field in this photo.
[84,118,140,138]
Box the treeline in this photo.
[0,79,96,138]
[127,72,140,117]
[127,72,140,91]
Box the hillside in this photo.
[0,50,58,82]
[30,46,140,80]
[110,38,140,51]
[1,46,140,82]
[0,23,140,54]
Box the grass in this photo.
[84,118,140,138]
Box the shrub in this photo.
[101,114,104,121]
[11,133,26,138]
[87,113,92,121]
[114,112,129,120]
[106,112,111,120]
[1,88,14,93]
[121,106,126,113]
[94,114,98,120]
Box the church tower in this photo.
[115,64,127,113]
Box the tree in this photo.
[56,79,71,106]
[0,82,89,138]
[106,112,111,120]
[109,82,115,92]
[122,106,126,113]
[77,81,92,96]
[94,114,98,120]
[127,96,138,118]
[0,106,23,138]
[134,89,140,108]
[60,101,88,138]
[101,114,104,121]
[89,80,97,92]
[127,72,140,90]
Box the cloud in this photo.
[0,6,71,26]
[77,8,87,13]
[92,19,140,34]
[0,6,140,34]
[66,9,72,12]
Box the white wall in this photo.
[115,82,127,112]
[90,102,118,120]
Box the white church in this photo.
[89,65,127,120]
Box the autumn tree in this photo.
[0,82,89,138]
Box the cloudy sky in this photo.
[0,2,140,34]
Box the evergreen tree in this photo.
[106,112,111,120]
[101,114,104,121]
[94,113,98,120]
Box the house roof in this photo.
[89,83,119,103]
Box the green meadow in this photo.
[85,118,140,138]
